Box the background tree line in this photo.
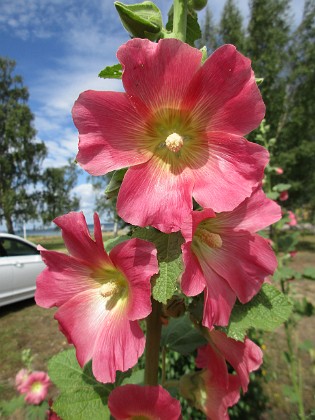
[0,57,80,234]
[199,0,315,219]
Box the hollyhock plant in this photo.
[181,187,281,328]
[72,38,268,233]
[275,167,284,175]
[19,371,50,405]
[108,384,182,419]
[197,330,263,393]
[35,212,159,383]
[288,210,297,226]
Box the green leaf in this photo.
[98,64,123,80]
[105,168,127,199]
[161,315,207,354]
[48,349,128,420]
[25,402,49,420]
[266,191,279,200]
[104,235,130,253]
[226,284,293,341]
[132,228,184,303]
[273,266,297,281]
[303,267,315,280]
[0,395,25,416]
[115,1,163,41]
[272,183,291,192]
[298,339,314,351]
[255,77,264,85]
[121,369,144,385]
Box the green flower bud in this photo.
[190,0,208,11]
[114,1,163,41]
[105,168,127,199]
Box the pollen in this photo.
[99,281,120,298]
[165,132,184,152]
[195,228,223,249]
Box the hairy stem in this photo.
[172,0,188,41]
[144,298,162,385]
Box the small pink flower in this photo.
[181,188,281,328]
[279,190,289,201]
[35,212,159,383]
[275,167,283,175]
[288,210,297,226]
[108,384,182,419]
[15,369,30,393]
[19,371,50,405]
[197,330,263,393]
[180,351,241,419]
[73,38,267,233]
[289,251,298,258]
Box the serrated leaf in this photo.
[104,235,130,253]
[303,267,315,280]
[161,315,207,354]
[226,284,293,341]
[25,402,49,420]
[132,228,184,303]
[99,63,123,79]
[0,395,25,416]
[48,349,128,420]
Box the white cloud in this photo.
[71,182,97,223]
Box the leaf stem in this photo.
[144,298,162,385]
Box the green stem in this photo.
[144,298,162,386]
[172,0,188,41]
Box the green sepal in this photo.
[200,46,208,63]
[225,284,293,341]
[132,227,184,304]
[114,1,163,41]
[98,63,123,79]
[105,168,127,199]
[255,77,264,85]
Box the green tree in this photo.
[276,0,315,216]
[246,0,291,137]
[199,6,218,52]
[219,0,245,51]
[40,161,80,225]
[0,57,47,233]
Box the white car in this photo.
[0,233,45,307]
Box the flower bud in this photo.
[190,0,208,11]
[114,2,163,41]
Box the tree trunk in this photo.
[5,214,15,234]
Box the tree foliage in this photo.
[0,57,47,233]
[40,161,80,225]
[219,0,245,51]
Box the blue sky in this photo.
[0,0,304,227]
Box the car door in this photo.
[0,237,44,304]
[0,242,14,306]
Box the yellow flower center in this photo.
[99,281,121,298]
[195,228,222,248]
[31,381,43,393]
[165,132,184,153]
[93,265,129,310]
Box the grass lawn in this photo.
[0,231,314,418]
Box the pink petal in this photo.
[215,187,282,233]
[196,345,229,389]
[117,156,194,233]
[210,330,263,392]
[73,90,151,175]
[108,385,182,420]
[205,233,278,303]
[54,212,111,268]
[202,370,241,420]
[54,289,144,383]
[35,249,96,308]
[180,209,216,243]
[181,242,206,296]
[192,132,269,212]
[184,44,265,136]
[117,38,202,115]
[109,238,159,320]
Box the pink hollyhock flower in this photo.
[180,352,241,419]
[108,384,182,419]
[275,167,283,175]
[19,371,50,405]
[279,190,289,201]
[15,368,30,393]
[35,212,158,383]
[288,210,297,226]
[72,38,267,233]
[181,188,281,328]
[197,330,263,393]
[289,250,298,258]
